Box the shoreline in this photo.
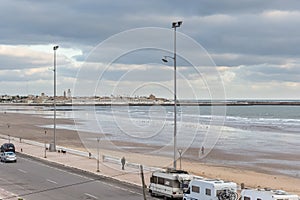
[2,100,300,107]
[0,112,299,195]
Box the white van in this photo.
[241,189,299,200]
[149,169,194,199]
[183,178,238,200]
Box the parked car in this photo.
[1,143,15,153]
[0,152,17,163]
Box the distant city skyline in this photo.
[0,1,300,99]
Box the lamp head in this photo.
[53,45,59,50]
[162,57,168,63]
[172,21,183,28]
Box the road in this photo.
[0,153,156,200]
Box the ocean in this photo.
[1,104,300,177]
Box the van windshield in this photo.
[182,180,190,189]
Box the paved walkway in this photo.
[0,137,154,199]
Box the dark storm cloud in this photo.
[186,11,300,59]
[1,0,300,97]
[0,0,184,45]
[2,0,300,48]
[1,0,299,66]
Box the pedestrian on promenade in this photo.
[121,156,126,170]
[201,146,205,155]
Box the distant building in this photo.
[67,89,71,98]
[148,94,156,100]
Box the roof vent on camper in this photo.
[206,179,221,182]
[275,190,287,195]
[166,168,189,174]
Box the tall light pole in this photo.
[97,137,100,172]
[7,123,10,143]
[178,149,183,170]
[44,129,47,158]
[53,45,59,152]
[162,21,182,169]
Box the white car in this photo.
[0,152,17,163]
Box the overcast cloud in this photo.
[0,0,300,99]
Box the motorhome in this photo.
[149,169,194,199]
[183,178,238,200]
[241,189,299,200]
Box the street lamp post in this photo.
[178,149,183,170]
[44,129,47,158]
[53,45,59,152]
[7,123,10,143]
[162,21,182,169]
[97,137,100,172]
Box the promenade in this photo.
[0,136,154,199]
[1,133,300,198]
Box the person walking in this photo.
[201,146,205,155]
[121,156,126,170]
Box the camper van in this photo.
[241,189,299,200]
[149,169,194,199]
[183,178,238,200]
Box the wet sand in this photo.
[0,112,299,195]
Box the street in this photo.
[0,153,155,200]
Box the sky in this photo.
[0,0,300,100]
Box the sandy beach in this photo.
[0,112,299,195]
